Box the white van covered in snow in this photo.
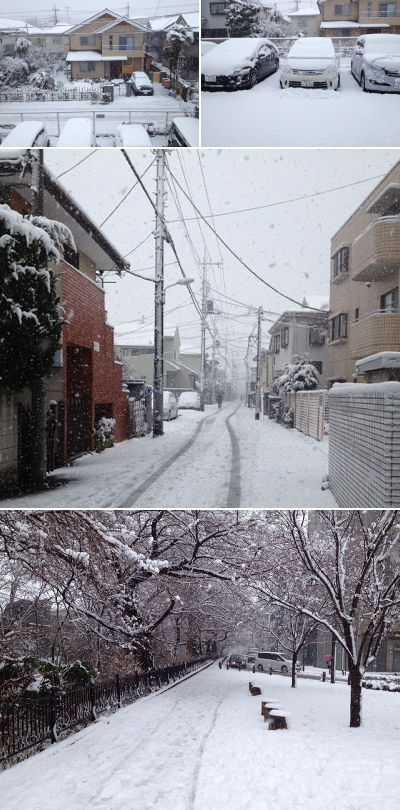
[57,118,96,147]
[0,121,50,147]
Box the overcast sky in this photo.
[1,1,196,26]
[44,148,399,382]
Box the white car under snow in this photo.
[280,38,340,91]
[351,34,400,93]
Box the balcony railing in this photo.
[351,216,400,282]
[350,310,400,358]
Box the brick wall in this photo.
[61,260,128,450]
[328,382,400,506]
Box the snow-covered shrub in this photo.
[94,417,116,450]
[283,405,294,429]
[0,56,29,86]
[29,69,56,90]
[225,2,261,37]
[273,356,320,395]
[14,37,31,58]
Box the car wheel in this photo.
[279,80,284,88]
[281,665,288,673]
[247,68,259,89]
[334,74,340,91]
[257,664,264,672]
[167,410,171,422]
[360,72,367,92]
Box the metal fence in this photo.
[0,657,212,764]
[0,108,188,138]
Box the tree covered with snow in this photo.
[29,68,56,90]
[258,5,297,38]
[0,44,62,88]
[272,356,320,394]
[163,25,194,89]
[0,204,74,391]
[14,37,32,58]
[0,56,29,87]
[225,2,261,37]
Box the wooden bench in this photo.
[261,701,284,721]
[268,709,291,730]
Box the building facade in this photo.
[267,303,329,389]
[65,10,148,81]
[318,0,399,36]
[327,159,400,384]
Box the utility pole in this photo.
[30,150,47,488]
[200,252,221,411]
[53,5,59,24]
[153,150,166,437]
[330,633,336,684]
[254,306,263,420]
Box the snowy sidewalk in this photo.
[1,663,399,810]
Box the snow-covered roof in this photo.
[64,9,121,34]
[329,381,400,397]
[115,325,178,346]
[320,20,390,28]
[42,24,71,34]
[289,7,320,16]
[148,13,198,30]
[66,51,128,62]
[0,18,45,33]
[96,16,149,33]
[355,352,400,373]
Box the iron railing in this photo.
[0,657,212,764]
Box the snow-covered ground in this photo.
[0,403,337,508]
[201,64,400,146]
[1,662,399,810]
[0,82,196,146]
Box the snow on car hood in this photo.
[202,51,254,76]
[285,56,335,70]
[363,52,400,69]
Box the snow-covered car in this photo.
[0,121,50,147]
[280,38,340,90]
[254,651,301,673]
[129,71,154,95]
[167,117,199,147]
[163,391,178,421]
[351,34,400,93]
[177,391,201,410]
[57,118,96,146]
[115,124,152,146]
[201,37,279,91]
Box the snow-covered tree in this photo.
[29,68,56,90]
[0,56,29,87]
[225,2,261,37]
[163,25,194,89]
[272,356,320,394]
[14,37,31,58]
[0,205,74,391]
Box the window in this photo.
[330,313,347,342]
[335,3,350,13]
[210,1,229,12]
[298,17,308,24]
[379,2,396,14]
[119,35,134,50]
[331,246,349,280]
[367,1,372,15]
[79,61,95,71]
[52,36,63,43]
[355,307,359,321]
[80,35,96,46]
[309,325,326,345]
[64,244,79,269]
[109,35,113,48]
[311,360,323,375]
[380,287,398,312]
[281,326,289,347]
[273,334,281,353]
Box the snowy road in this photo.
[1,662,399,810]
[201,65,400,147]
[0,403,337,508]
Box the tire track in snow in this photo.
[119,403,240,508]
[226,407,241,507]
[186,691,227,810]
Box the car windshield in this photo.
[365,37,400,54]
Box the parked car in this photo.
[163,390,178,421]
[227,653,247,669]
[57,118,96,146]
[280,38,340,90]
[0,121,50,147]
[201,37,279,91]
[246,650,258,666]
[253,651,301,673]
[115,124,152,146]
[167,117,199,147]
[177,391,201,410]
[351,34,400,92]
[130,72,154,96]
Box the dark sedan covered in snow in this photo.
[201,37,279,91]
[351,34,400,92]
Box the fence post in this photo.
[116,673,121,708]
[90,681,97,721]
[93,110,96,135]
[50,688,58,743]
[57,111,60,137]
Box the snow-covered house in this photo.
[286,7,322,36]
[317,0,396,38]
[0,19,47,53]
[328,159,400,385]
[267,298,329,389]
[0,151,130,490]
[115,326,199,395]
[64,9,149,81]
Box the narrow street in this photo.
[0,403,337,508]
[0,662,398,810]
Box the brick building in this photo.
[0,153,130,489]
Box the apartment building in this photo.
[267,301,329,389]
[318,0,400,36]
[327,159,400,384]
[65,9,148,81]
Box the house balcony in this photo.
[101,46,145,57]
[350,310,400,358]
[351,217,400,282]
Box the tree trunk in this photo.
[291,651,297,688]
[29,378,47,489]
[348,664,363,727]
